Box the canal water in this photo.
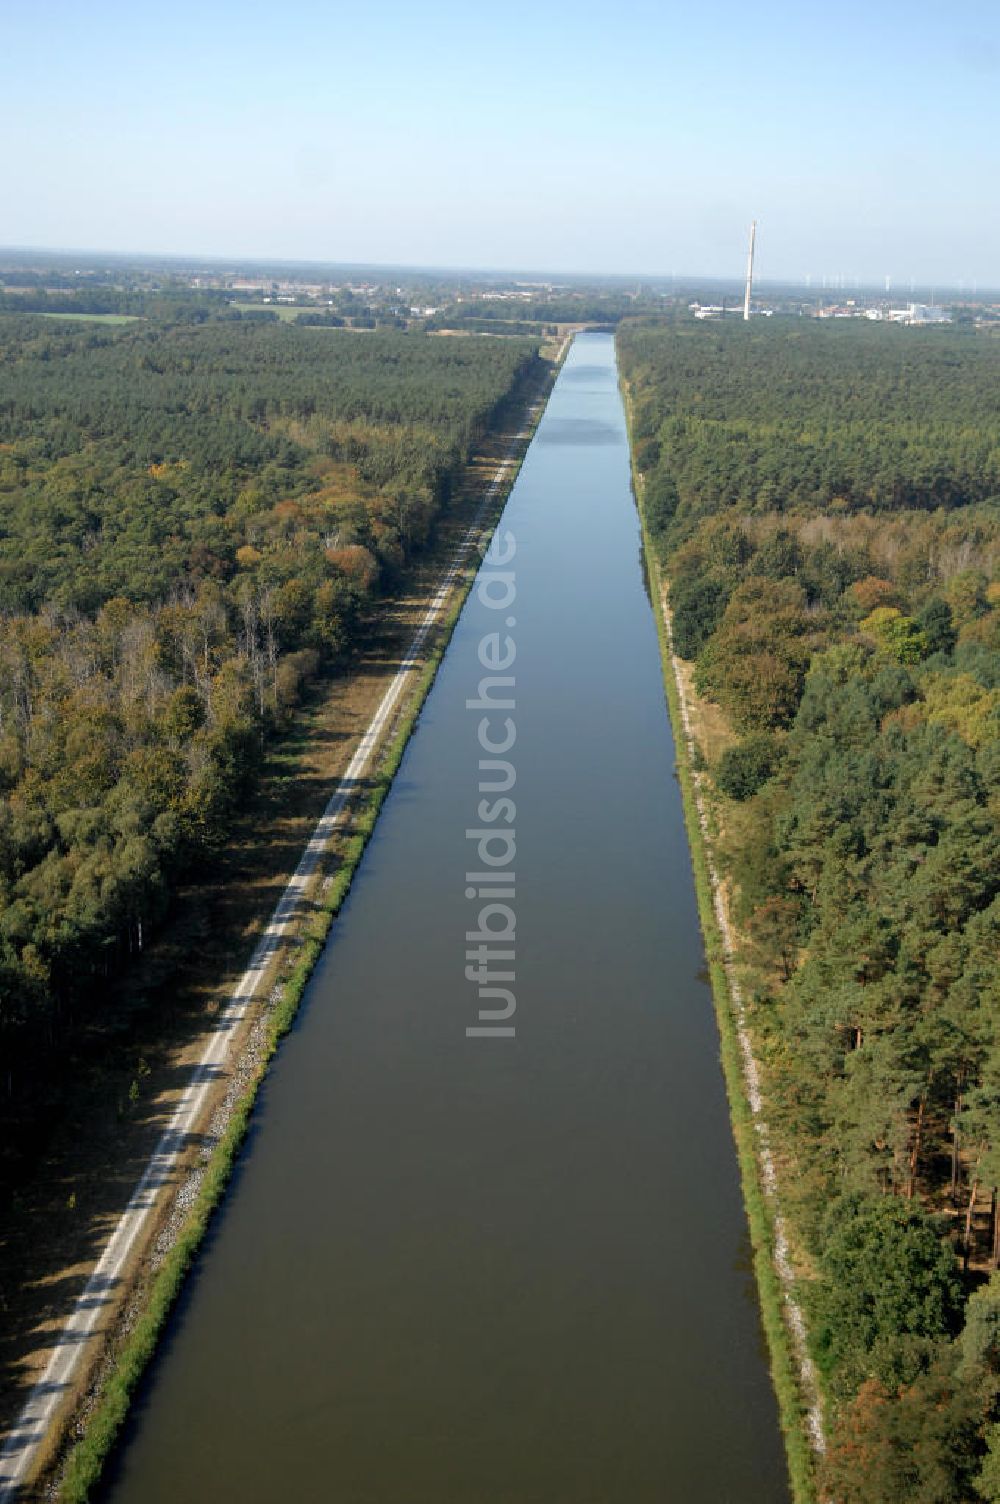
[101,335,789,1503]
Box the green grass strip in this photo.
[619,369,817,1504]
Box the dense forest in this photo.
[426,292,641,330]
[0,288,408,329]
[0,315,540,1170]
[620,319,1000,1502]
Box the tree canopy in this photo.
[0,315,541,1176]
[621,317,1000,1497]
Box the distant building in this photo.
[815,302,951,325]
[887,303,952,325]
[908,303,951,324]
[691,301,772,320]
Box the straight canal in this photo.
[101,334,790,1503]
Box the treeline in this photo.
[0,288,373,326]
[620,319,1000,1502]
[627,319,1000,525]
[0,317,541,1170]
[0,287,228,319]
[426,292,643,329]
[0,319,537,611]
[425,316,555,337]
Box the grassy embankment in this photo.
[619,368,818,1504]
[47,364,557,1504]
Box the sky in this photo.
[3,0,999,284]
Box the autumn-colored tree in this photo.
[820,1365,982,1504]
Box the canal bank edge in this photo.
[618,359,823,1504]
[36,352,563,1504]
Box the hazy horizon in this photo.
[5,0,999,285]
[2,242,996,299]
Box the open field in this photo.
[33,312,143,325]
[227,301,321,321]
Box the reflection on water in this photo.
[560,363,616,382]
[536,416,623,446]
[102,335,790,1504]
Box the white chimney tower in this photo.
[743,220,757,321]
